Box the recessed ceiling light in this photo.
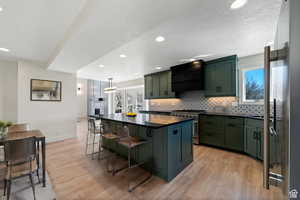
[120,54,127,58]
[0,48,10,52]
[134,73,139,76]
[155,36,165,42]
[230,0,248,10]
[99,64,105,68]
[0,7,3,12]
[156,67,162,70]
[189,58,196,62]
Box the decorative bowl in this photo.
[126,112,137,117]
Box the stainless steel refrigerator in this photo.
[264,0,300,199]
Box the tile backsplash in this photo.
[149,91,264,115]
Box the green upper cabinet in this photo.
[204,55,237,97]
[144,70,177,99]
[159,71,169,98]
[144,75,153,99]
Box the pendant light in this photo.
[104,78,117,93]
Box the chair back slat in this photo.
[4,137,36,163]
[88,118,96,132]
[7,123,30,133]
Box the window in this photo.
[112,86,148,113]
[240,67,264,103]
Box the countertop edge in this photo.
[99,116,194,129]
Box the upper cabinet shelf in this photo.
[144,55,238,99]
[144,70,177,99]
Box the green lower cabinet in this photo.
[200,130,225,147]
[181,121,193,166]
[168,125,182,178]
[225,123,244,152]
[244,126,260,158]
[244,119,264,160]
[167,121,193,181]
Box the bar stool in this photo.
[114,125,152,192]
[98,122,121,173]
[85,118,102,159]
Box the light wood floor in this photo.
[46,120,283,200]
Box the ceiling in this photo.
[0,0,86,62]
[0,0,282,82]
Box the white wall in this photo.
[77,78,87,119]
[115,78,144,88]
[0,59,18,122]
[17,60,77,142]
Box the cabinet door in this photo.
[225,119,244,152]
[167,71,176,97]
[181,122,193,166]
[244,126,258,158]
[200,130,225,147]
[152,74,160,98]
[168,125,182,178]
[256,128,263,160]
[216,60,236,96]
[205,55,237,97]
[145,75,153,99]
[159,71,168,97]
[204,63,217,96]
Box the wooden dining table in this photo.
[0,130,46,187]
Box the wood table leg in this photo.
[41,138,46,187]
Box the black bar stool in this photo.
[114,125,152,192]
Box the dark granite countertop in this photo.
[198,112,264,120]
[139,110,264,120]
[139,110,172,114]
[100,113,193,128]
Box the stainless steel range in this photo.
[171,110,205,145]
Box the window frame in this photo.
[239,65,264,105]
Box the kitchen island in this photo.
[99,113,194,181]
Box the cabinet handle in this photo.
[253,131,261,140]
[253,131,257,140]
[216,86,222,92]
[173,130,178,135]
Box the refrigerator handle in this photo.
[263,46,271,189]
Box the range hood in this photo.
[171,60,204,93]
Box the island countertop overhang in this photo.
[99,113,193,128]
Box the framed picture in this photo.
[30,79,62,101]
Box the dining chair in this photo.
[114,125,152,192]
[1,124,30,162]
[7,123,30,133]
[86,118,102,159]
[3,137,39,200]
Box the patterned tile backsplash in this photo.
[149,91,265,115]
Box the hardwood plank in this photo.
[46,120,283,200]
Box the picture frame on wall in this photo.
[30,79,62,101]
